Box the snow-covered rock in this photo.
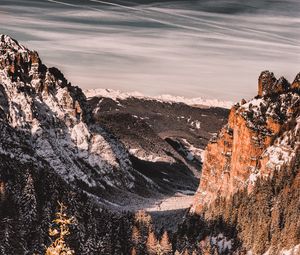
[0,34,157,198]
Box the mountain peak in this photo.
[0,34,27,52]
[0,35,89,127]
[0,34,43,87]
[258,70,291,97]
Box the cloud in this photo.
[0,0,299,101]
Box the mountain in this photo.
[1,34,299,255]
[183,71,300,254]
[0,34,146,254]
[192,70,300,211]
[0,34,229,254]
[0,34,227,205]
[0,33,160,201]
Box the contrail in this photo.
[47,0,299,47]
[88,0,209,33]
[47,0,207,33]
[47,0,105,12]
[89,0,238,34]
[48,0,82,8]
[47,0,240,37]
[89,0,141,11]
[90,0,298,46]
[144,5,299,46]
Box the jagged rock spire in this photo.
[258,70,291,97]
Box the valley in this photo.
[0,34,299,255]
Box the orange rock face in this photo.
[192,71,300,213]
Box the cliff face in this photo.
[187,71,300,254]
[193,71,300,213]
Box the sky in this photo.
[0,0,299,101]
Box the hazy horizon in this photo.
[0,0,299,101]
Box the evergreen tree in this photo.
[132,226,141,245]
[135,210,151,227]
[20,171,37,225]
[146,231,158,255]
[0,181,5,201]
[160,231,172,255]
[131,247,137,255]
[183,249,189,255]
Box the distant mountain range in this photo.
[85,88,233,109]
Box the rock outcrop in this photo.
[258,70,291,97]
[193,71,300,212]
[189,71,300,254]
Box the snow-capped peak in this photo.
[0,34,27,52]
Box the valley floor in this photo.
[108,190,195,231]
[144,191,194,212]
[111,189,195,213]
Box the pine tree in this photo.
[131,247,137,255]
[160,231,172,255]
[202,240,213,255]
[45,202,75,255]
[183,249,189,255]
[213,247,219,255]
[21,171,37,224]
[192,250,198,255]
[132,226,141,245]
[146,231,158,255]
[135,210,152,227]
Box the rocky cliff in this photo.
[189,71,300,254]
